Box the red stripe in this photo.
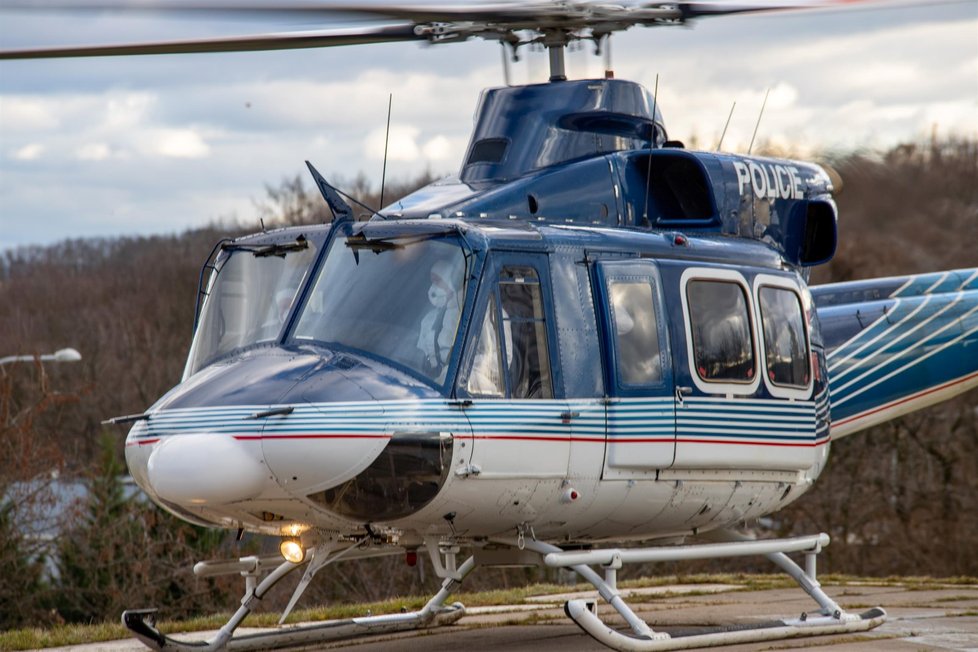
[233,433,390,441]
[675,437,816,448]
[125,438,159,447]
[833,370,978,428]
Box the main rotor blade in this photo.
[0,0,935,61]
[0,23,421,59]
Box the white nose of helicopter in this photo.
[146,434,268,505]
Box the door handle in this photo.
[675,386,693,404]
[560,410,580,424]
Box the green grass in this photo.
[3,574,976,650]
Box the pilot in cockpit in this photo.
[417,259,464,378]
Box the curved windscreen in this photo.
[185,241,317,377]
[293,233,467,385]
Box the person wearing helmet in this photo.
[417,258,464,380]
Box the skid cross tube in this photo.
[542,533,829,568]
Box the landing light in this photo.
[280,538,305,564]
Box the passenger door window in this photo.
[686,280,755,383]
[608,280,663,386]
[498,266,553,399]
[758,284,811,391]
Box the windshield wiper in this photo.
[223,235,309,258]
[345,233,404,253]
[345,228,461,253]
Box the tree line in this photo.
[0,140,975,630]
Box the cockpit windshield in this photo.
[293,233,467,385]
[185,239,317,378]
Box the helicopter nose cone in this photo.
[147,434,268,505]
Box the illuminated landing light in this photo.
[280,538,305,564]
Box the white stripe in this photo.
[958,269,978,291]
[833,317,978,408]
[890,275,916,298]
[681,402,814,415]
[923,271,950,294]
[676,420,813,431]
[827,298,907,362]
[832,294,966,396]
[831,293,960,388]
[828,297,923,371]
[678,411,814,424]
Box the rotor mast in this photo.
[541,29,573,82]
[547,43,567,82]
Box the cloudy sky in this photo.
[1,1,976,250]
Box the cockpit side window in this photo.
[498,266,553,399]
[465,293,505,397]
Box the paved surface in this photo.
[41,581,978,651]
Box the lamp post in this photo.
[0,348,82,367]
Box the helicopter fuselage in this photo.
[125,217,835,546]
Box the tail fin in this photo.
[813,269,978,439]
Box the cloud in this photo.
[148,128,211,159]
[12,143,44,160]
[366,124,420,161]
[421,135,456,161]
[0,97,61,130]
[76,142,114,161]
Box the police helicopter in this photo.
[3,2,977,650]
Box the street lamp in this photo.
[0,348,83,367]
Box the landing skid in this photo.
[123,602,466,651]
[123,531,884,651]
[564,601,885,651]
[123,547,474,651]
[523,530,886,651]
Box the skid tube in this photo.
[518,531,886,652]
[122,552,474,651]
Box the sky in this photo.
[1,1,976,251]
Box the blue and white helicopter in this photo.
[4,2,977,650]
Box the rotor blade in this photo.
[0,0,939,61]
[676,0,921,19]
[0,23,421,59]
[0,1,541,22]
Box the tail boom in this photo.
[813,269,978,439]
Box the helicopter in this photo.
[3,2,977,651]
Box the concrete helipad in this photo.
[40,580,978,651]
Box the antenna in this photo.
[716,101,736,152]
[642,73,659,227]
[379,93,392,210]
[748,88,769,155]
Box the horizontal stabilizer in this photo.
[813,269,978,438]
